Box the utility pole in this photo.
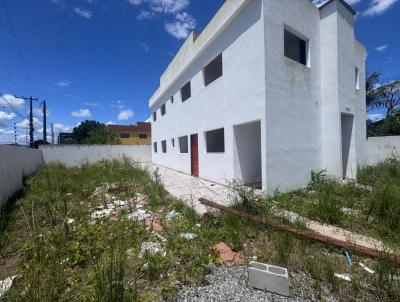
[43,100,47,144]
[14,96,38,148]
[51,123,54,144]
[13,122,17,145]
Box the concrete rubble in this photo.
[179,232,198,240]
[213,242,245,265]
[139,242,165,258]
[0,276,17,298]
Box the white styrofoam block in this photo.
[248,261,290,297]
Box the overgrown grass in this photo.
[1,158,399,301]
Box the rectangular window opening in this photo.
[181,81,191,102]
[153,142,157,153]
[162,140,167,153]
[284,28,307,66]
[153,111,157,122]
[206,128,225,153]
[179,136,188,153]
[161,103,166,116]
[204,53,223,86]
[171,95,174,104]
[355,67,360,90]
[139,133,148,139]
[120,133,130,139]
[171,138,175,147]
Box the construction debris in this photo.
[91,209,113,220]
[334,273,351,282]
[0,276,17,298]
[179,233,198,240]
[359,262,375,274]
[144,214,163,232]
[128,209,151,222]
[213,242,245,265]
[139,242,165,258]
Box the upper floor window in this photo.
[284,28,307,66]
[205,128,225,153]
[181,81,191,102]
[171,95,174,104]
[139,133,148,139]
[204,53,223,86]
[355,67,360,90]
[161,140,167,153]
[161,103,166,116]
[171,138,175,147]
[153,142,157,153]
[153,111,157,122]
[120,133,130,139]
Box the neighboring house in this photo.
[149,0,366,193]
[107,122,151,145]
[58,132,78,145]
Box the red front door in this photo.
[190,134,199,177]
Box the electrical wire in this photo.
[1,0,38,96]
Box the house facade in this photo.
[107,122,151,145]
[149,0,366,193]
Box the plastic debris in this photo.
[91,209,113,220]
[67,218,75,224]
[113,200,128,207]
[343,249,353,266]
[195,223,202,228]
[139,242,164,258]
[0,276,17,298]
[128,210,150,222]
[180,233,198,240]
[359,262,375,274]
[334,273,351,282]
[166,210,178,221]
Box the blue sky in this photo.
[0,0,399,144]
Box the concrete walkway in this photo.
[141,163,234,214]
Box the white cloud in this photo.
[346,0,362,4]
[16,118,42,129]
[118,109,134,120]
[368,113,385,121]
[71,108,92,117]
[129,0,189,13]
[106,121,115,125]
[0,111,16,121]
[139,41,150,52]
[53,123,71,131]
[376,44,388,52]
[84,101,100,106]
[364,0,398,16]
[0,94,24,109]
[165,12,196,39]
[111,100,125,110]
[73,7,93,18]
[33,108,50,117]
[55,80,71,87]
[137,9,155,20]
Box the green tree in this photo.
[73,120,120,145]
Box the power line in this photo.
[0,56,22,95]
[2,0,37,95]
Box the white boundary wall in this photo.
[365,136,400,165]
[41,145,152,167]
[0,145,44,206]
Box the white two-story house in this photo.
[149,0,366,193]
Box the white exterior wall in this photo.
[263,0,322,193]
[364,136,400,165]
[0,146,44,206]
[151,0,265,185]
[41,145,151,167]
[149,0,366,193]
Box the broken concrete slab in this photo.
[128,209,151,222]
[139,242,165,258]
[248,261,289,297]
[0,275,17,298]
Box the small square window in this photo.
[153,142,157,153]
[204,53,223,86]
[162,140,167,153]
[181,81,191,102]
[171,138,175,147]
[153,111,157,122]
[120,133,130,139]
[284,28,307,66]
[205,128,225,153]
[179,136,188,153]
[355,67,360,90]
[139,133,148,139]
[161,103,166,116]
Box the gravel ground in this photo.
[175,265,337,302]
